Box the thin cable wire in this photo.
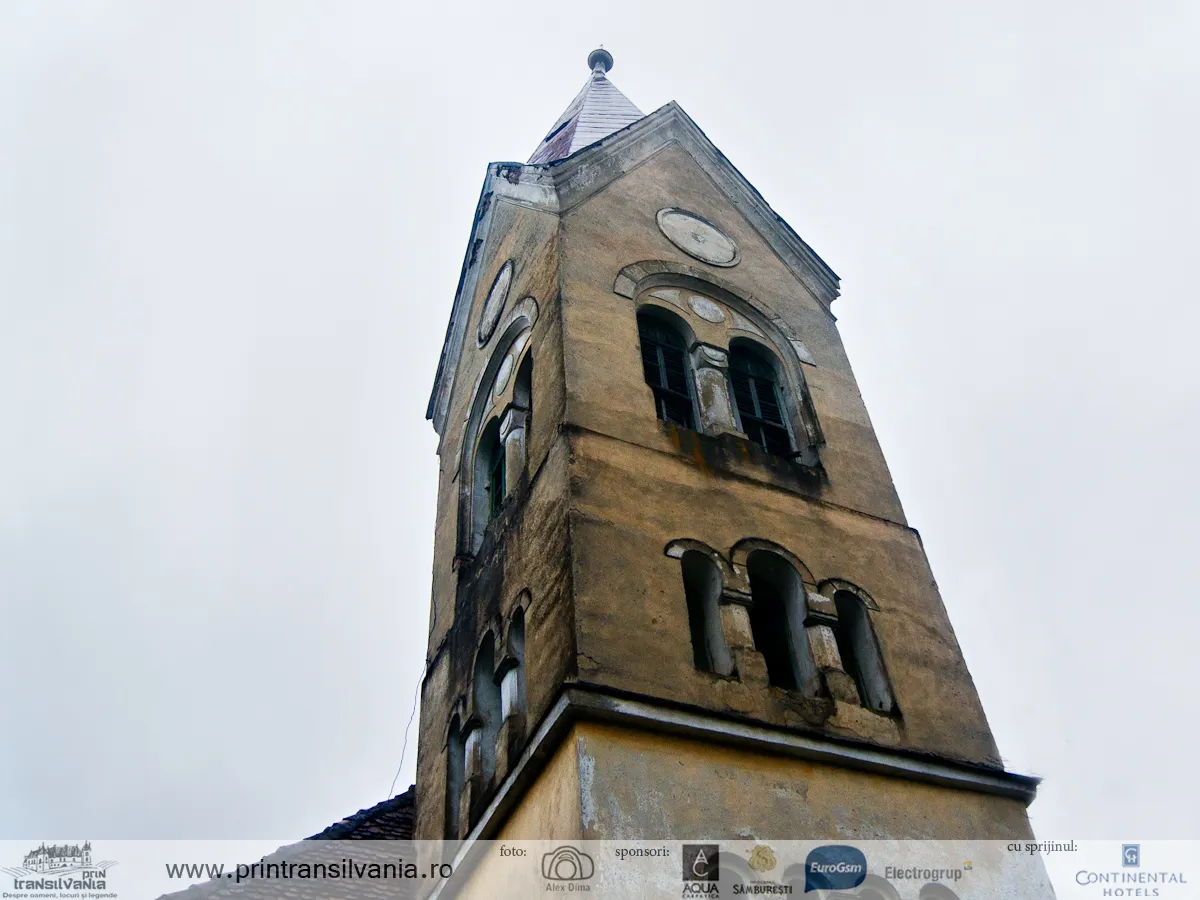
[388,665,423,798]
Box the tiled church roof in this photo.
[305,786,416,841]
[155,786,416,900]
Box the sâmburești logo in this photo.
[3,841,117,893]
[748,845,777,875]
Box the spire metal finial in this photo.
[588,48,614,77]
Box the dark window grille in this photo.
[487,444,506,520]
[730,350,792,456]
[638,317,695,429]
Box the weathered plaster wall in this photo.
[576,722,1032,840]
[558,143,905,522]
[442,732,581,900]
[419,122,1026,844]
[415,196,575,842]
[567,430,999,764]
[492,724,583,841]
[549,145,1001,767]
[426,197,563,651]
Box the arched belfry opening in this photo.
[637,307,696,429]
[745,550,819,695]
[832,589,896,715]
[680,550,733,676]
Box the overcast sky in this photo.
[2,0,1197,842]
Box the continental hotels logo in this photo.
[1074,844,1189,896]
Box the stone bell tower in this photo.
[415,49,1041,847]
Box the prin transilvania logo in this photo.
[2,841,117,890]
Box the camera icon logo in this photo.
[542,846,595,881]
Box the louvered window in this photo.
[638,316,695,429]
[487,443,506,520]
[730,349,792,456]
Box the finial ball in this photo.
[588,48,614,74]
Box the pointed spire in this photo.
[527,49,644,165]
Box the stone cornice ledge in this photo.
[476,685,1038,842]
[429,685,1039,899]
[566,686,1039,801]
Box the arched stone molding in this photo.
[635,296,701,346]
[818,578,881,612]
[443,696,468,745]
[620,263,824,455]
[500,296,539,342]
[729,538,816,588]
[664,539,734,582]
[728,334,824,456]
[501,589,533,663]
[457,302,539,555]
[614,259,817,365]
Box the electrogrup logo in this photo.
[803,845,866,893]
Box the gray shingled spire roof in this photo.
[527,49,644,165]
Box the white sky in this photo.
[2,0,1197,841]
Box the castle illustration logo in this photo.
[2,841,117,882]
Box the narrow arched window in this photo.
[680,551,733,676]
[832,590,896,714]
[514,354,532,415]
[470,634,502,797]
[487,446,505,520]
[746,550,819,694]
[499,608,526,725]
[445,715,465,839]
[729,345,791,456]
[473,419,505,545]
[510,354,533,476]
[638,312,695,429]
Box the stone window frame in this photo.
[444,710,466,839]
[666,539,735,677]
[455,298,539,557]
[475,417,505,530]
[635,304,701,431]
[817,578,898,716]
[444,594,531,838]
[617,263,823,467]
[727,338,797,456]
[664,538,900,718]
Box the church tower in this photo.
[415,50,1040,847]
